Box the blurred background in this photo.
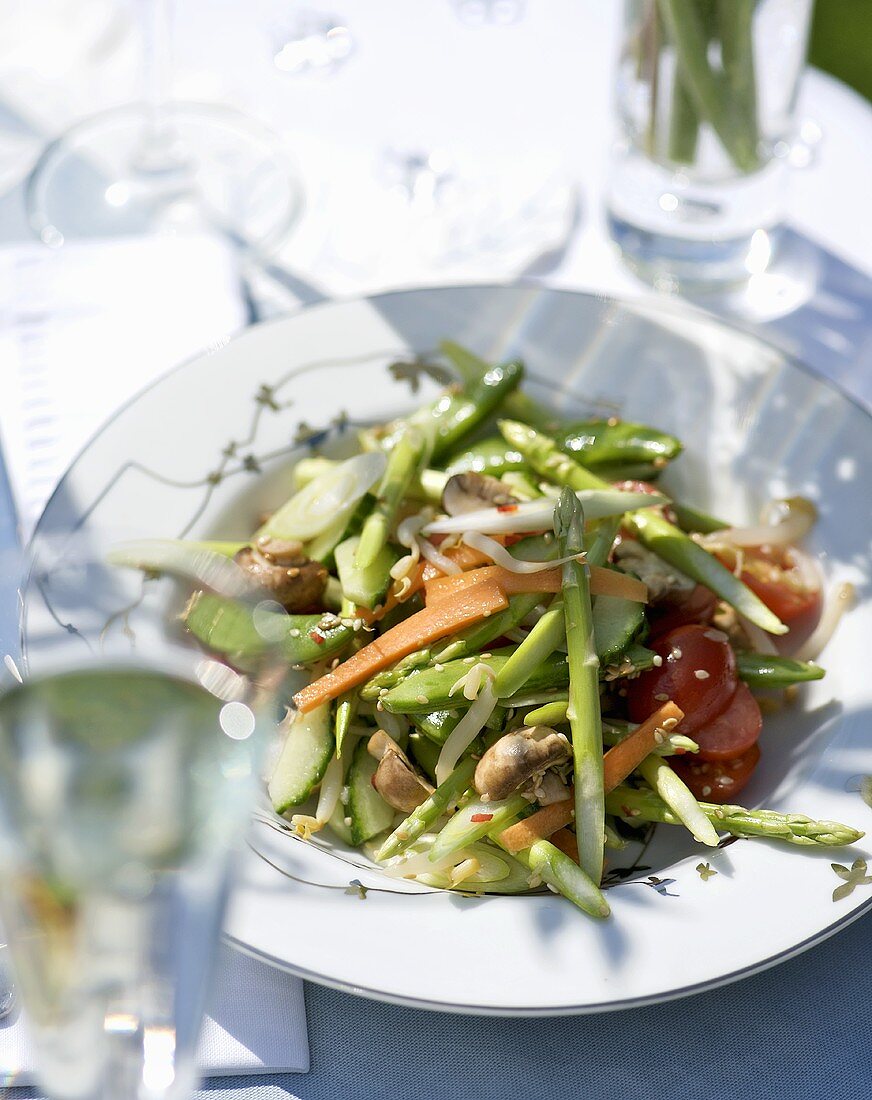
[810,0,871,101]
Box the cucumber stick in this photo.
[347,739,395,845]
[334,535,398,610]
[268,704,334,814]
[592,594,644,664]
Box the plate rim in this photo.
[26,282,872,1014]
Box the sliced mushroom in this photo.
[441,472,518,517]
[474,726,571,802]
[234,536,327,612]
[367,730,434,813]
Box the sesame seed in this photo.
[672,647,683,659]
[694,669,710,680]
[376,700,384,711]
[344,816,353,827]
[416,694,429,705]
[464,657,476,665]
[652,655,663,667]
[701,786,712,796]
[654,729,664,745]
[629,808,641,817]
[661,717,678,730]
[654,692,669,701]
[434,663,445,672]
[289,628,301,638]
[720,777,735,787]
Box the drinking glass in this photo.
[0,534,287,1100]
[26,0,302,252]
[608,0,814,287]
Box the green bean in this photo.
[499,419,607,491]
[669,502,728,535]
[623,508,787,635]
[183,592,354,667]
[407,731,441,784]
[380,648,570,714]
[432,592,543,665]
[556,488,605,886]
[557,418,682,468]
[414,706,506,745]
[360,649,433,698]
[375,758,478,862]
[444,435,530,477]
[424,359,524,461]
[439,340,491,386]
[736,653,825,688]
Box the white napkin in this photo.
[0,943,309,1085]
[0,235,249,537]
[0,235,310,1080]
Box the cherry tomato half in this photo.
[692,681,763,761]
[725,548,821,625]
[649,584,718,637]
[670,744,761,803]
[626,624,737,734]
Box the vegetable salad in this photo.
[112,342,862,919]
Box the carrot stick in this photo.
[356,545,493,625]
[589,567,647,602]
[425,565,562,603]
[498,799,574,853]
[549,828,580,863]
[294,579,509,713]
[602,701,684,793]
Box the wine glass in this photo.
[0,532,288,1100]
[26,0,302,252]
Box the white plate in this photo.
[24,287,872,1013]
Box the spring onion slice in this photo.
[423,489,667,536]
[259,452,386,542]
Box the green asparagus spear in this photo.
[493,599,565,700]
[355,426,428,572]
[375,757,478,861]
[492,835,610,919]
[623,508,787,635]
[606,786,865,847]
[636,756,719,846]
[555,488,605,885]
[735,653,825,688]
